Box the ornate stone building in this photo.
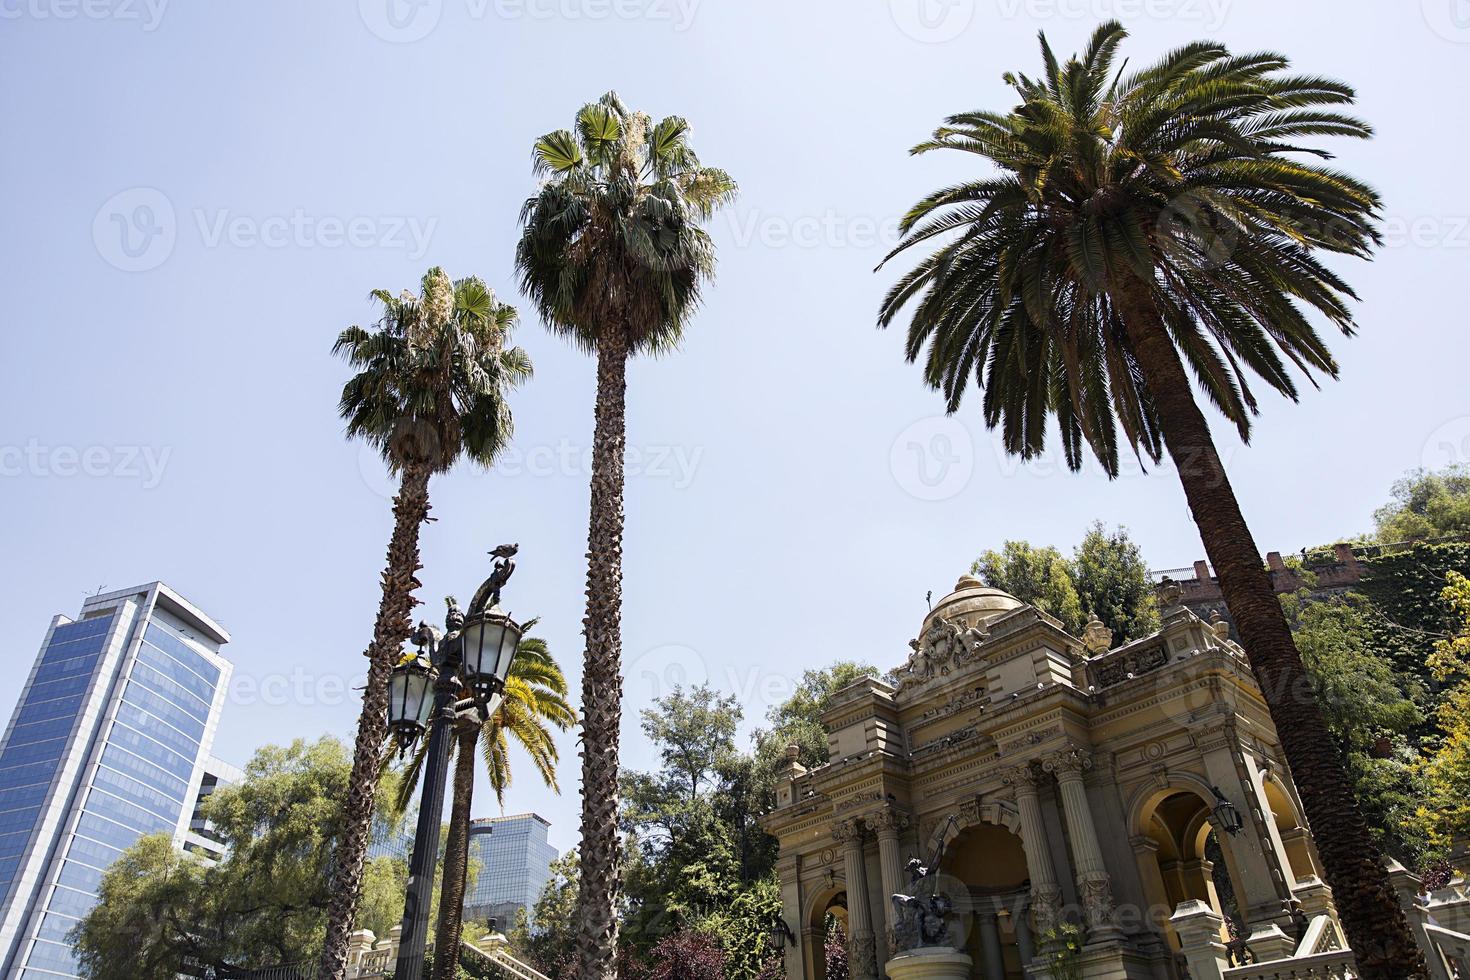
[761,576,1336,980]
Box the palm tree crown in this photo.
[879,21,1381,475]
[516,90,737,353]
[336,269,533,473]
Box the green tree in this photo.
[621,686,745,946]
[321,271,531,980]
[512,850,581,975]
[973,540,1084,632]
[1073,522,1159,641]
[876,23,1417,974]
[751,662,879,804]
[1420,572,1470,854]
[1284,592,1430,864]
[389,630,575,980]
[1374,466,1470,544]
[515,91,736,980]
[73,739,407,980]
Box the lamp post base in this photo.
[884,947,973,980]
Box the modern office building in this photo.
[181,756,245,864]
[462,813,556,931]
[0,583,233,979]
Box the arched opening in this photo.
[1262,777,1318,885]
[946,822,1034,979]
[1135,788,1246,950]
[804,887,847,980]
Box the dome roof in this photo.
[922,575,1024,633]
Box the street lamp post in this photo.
[387,547,524,980]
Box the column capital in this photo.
[1042,742,1093,778]
[1001,761,1046,794]
[869,805,910,836]
[832,818,865,845]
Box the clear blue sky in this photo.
[3,0,1468,854]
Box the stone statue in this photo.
[890,814,959,951]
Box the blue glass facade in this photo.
[462,813,557,930]
[0,585,232,980]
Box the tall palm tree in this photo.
[515,91,735,980]
[389,632,576,980]
[877,23,1423,979]
[318,271,532,980]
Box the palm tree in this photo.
[318,271,532,980]
[389,632,576,980]
[515,91,735,980]
[877,23,1422,979]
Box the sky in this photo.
[2,0,1469,855]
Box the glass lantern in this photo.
[459,607,523,710]
[387,652,435,751]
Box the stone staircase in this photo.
[1171,864,1470,980]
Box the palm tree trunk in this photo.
[574,330,629,980]
[432,727,480,980]
[318,462,433,980]
[1113,281,1426,980]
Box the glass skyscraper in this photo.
[462,813,556,931]
[0,583,233,979]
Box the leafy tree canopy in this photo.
[1374,465,1470,545]
[1419,572,1470,855]
[73,738,407,980]
[973,523,1158,640]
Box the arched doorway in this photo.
[804,887,848,980]
[1134,787,1247,950]
[945,823,1035,979]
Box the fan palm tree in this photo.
[515,91,736,979]
[318,271,532,980]
[388,631,576,980]
[877,23,1422,978]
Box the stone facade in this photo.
[760,576,1333,980]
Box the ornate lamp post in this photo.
[387,547,524,980]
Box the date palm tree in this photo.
[515,91,736,979]
[877,23,1423,978]
[388,632,576,980]
[318,271,532,980]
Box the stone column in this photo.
[1011,898,1035,966]
[977,907,1005,980]
[835,818,878,980]
[777,856,804,980]
[1044,745,1117,938]
[871,806,910,957]
[1004,764,1063,937]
